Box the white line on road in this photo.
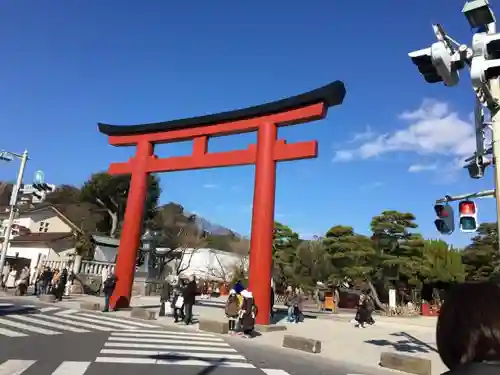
[110,332,223,341]
[0,360,35,375]
[108,336,230,346]
[8,315,89,333]
[77,313,157,328]
[262,370,290,375]
[118,329,215,337]
[39,306,60,313]
[52,361,91,375]
[0,303,13,308]
[0,327,28,338]
[61,315,137,329]
[100,348,245,360]
[0,317,60,335]
[104,342,237,352]
[28,314,115,331]
[95,357,255,368]
[55,309,79,315]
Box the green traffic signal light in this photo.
[460,217,477,231]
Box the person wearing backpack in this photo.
[317,289,326,312]
[224,290,240,335]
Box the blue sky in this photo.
[0,0,496,247]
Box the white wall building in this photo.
[175,248,248,282]
[0,206,78,282]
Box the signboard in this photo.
[33,170,44,184]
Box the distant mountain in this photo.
[186,211,241,237]
[156,202,241,238]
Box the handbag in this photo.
[165,303,172,315]
[175,296,184,309]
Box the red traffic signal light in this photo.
[434,204,451,218]
[459,201,476,215]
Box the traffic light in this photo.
[459,200,479,232]
[465,155,491,179]
[409,41,460,86]
[471,32,500,87]
[32,183,54,201]
[434,204,455,235]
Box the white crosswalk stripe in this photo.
[0,360,91,375]
[96,329,255,368]
[0,359,35,374]
[0,304,162,337]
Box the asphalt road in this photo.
[0,297,393,375]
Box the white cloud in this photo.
[332,99,476,164]
[203,183,218,189]
[349,125,375,143]
[408,164,438,173]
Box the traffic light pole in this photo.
[435,189,495,203]
[483,21,500,244]
[489,78,500,241]
[0,150,28,274]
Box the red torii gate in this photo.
[98,81,346,325]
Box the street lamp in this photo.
[0,150,28,274]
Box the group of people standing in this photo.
[161,275,198,325]
[35,266,73,300]
[224,281,258,338]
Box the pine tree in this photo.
[462,223,500,281]
[370,210,424,285]
[323,225,376,285]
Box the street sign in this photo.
[33,170,44,184]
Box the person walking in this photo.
[171,282,185,323]
[182,275,197,325]
[102,273,117,312]
[354,294,369,328]
[225,290,240,334]
[333,287,340,313]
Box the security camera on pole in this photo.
[409,0,500,240]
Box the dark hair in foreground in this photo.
[436,282,500,370]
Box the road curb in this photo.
[379,352,431,375]
[198,319,229,334]
[282,335,322,353]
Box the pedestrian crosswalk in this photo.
[95,329,256,368]
[0,303,159,338]
[0,358,268,374]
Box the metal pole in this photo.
[0,150,28,273]
[436,189,495,203]
[483,22,500,243]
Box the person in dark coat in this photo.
[182,275,197,325]
[355,294,369,328]
[225,289,240,334]
[239,289,258,338]
[102,274,117,312]
[54,268,68,301]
